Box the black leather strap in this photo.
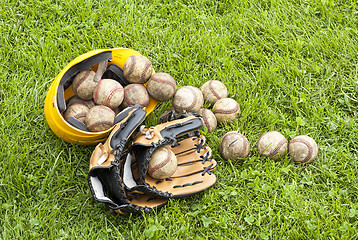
[57,51,112,113]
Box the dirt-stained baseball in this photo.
[198,108,217,133]
[220,131,250,161]
[67,96,95,109]
[93,79,124,109]
[172,86,204,113]
[85,105,115,132]
[257,131,288,160]
[63,102,89,124]
[289,135,318,164]
[122,84,150,108]
[148,146,177,179]
[200,80,228,104]
[123,55,153,84]
[72,70,97,100]
[146,72,176,102]
[213,98,240,123]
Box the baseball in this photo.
[198,108,217,133]
[121,84,150,108]
[85,105,115,132]
[289,135,318,164]
[146,72,176,102]
[172,86,204,113]
[67,96,95,109]
[93,79,124,109]
[213,98,240,123]
[123,55,153,84]
[220,131,250,161]
[72,70,97,100]
[63,102,89,124]
[147,146,177,179]
[257,131,288,160]
[200,80,228,104]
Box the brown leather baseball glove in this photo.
[89,110,217,214]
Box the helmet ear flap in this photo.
[102,64,131,87]
[57,51,112,113]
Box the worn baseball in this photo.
[172,86,204,113]
[289,135,318,164]
[200,80,228,104]
[146,72,176,102]
[85,105,115,132]
[148,146,177,179]
[67,96,95,109]
[72,70,97,100]
[123,55,153,84]
[93,79,124,109]
[257,131,288,160]
[213,98,240,123]
[220,131,250,161]
[121,84,150,108]
[198,108,217,133]
[63,102,89,123]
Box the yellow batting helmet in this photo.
[44,48,157,145]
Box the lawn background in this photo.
[1,0,358,239]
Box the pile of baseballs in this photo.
[220,130,318,164]
[170,80,240,133]
[63,55,177,132]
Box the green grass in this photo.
[1,0,358,239]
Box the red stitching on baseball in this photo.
[208,80,222,100]
[73,70,91,95]
[150,74,176,93]
[175,86,198,112]
[289,138,313,163]
[106,86,124,106]
[269,137,288,157]
[93,79,104,104]
[214,100,240,114]
[87,120,113,132]
[141,59,152,84]
[124,84,138,106]
[73,112,87,120]
[201,109,212,132]
[93,105,115,115]
[148,147,172,176]
[123,55,135,79]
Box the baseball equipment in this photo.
[146,72,177,102]
[172,86,204,113]
[85,105,115,132]
[88,110,217,214]
[220,131,250,161]
[257,131,288,160]
[72,70,97,100]
[289,135,318,164]
[122,84,150,108]
[63,102,89,124]
[198,108,217,133]
[44,48,158,145]
[123,55,153,84]
[147,146,177,179]
[213,98,240,123]
[93,79,124,109]
[200,80,228,104]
